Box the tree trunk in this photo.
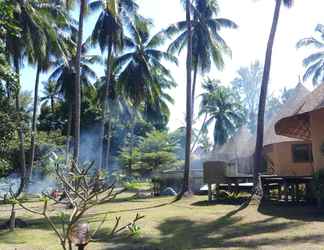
[9,204,15,231]
[105,117,112,172]
[73,0,86,163]
[179,0,193,198]
[191,112,207,152]
[254,0,282,187]
[51,96,54,114]
[99,42,113,170]
[128,111,136,176]
[14,58,26,197]
[27,64,41,187]
[66,103,72,165]
[191,57,198,118]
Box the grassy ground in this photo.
[1,193,324,250]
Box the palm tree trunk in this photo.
[178,0,193,198]
[128,111,136,176]
[66,103,72,165]
[191,57,198,117]
[254,0,282,187]
[191,112,207,152]
[27,64,41,186]
[99,42,113,170]
[73,0,86,163]
[105,117,112,172]
[51,96,54,114]
[10,58,26,231]
[14,58,26,197]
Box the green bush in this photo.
[0,158,11,177]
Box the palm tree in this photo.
[116,17,177,107]
[297,24,324,86]
[254,0,294,185]
[199,83,245,147]
[116,17,177,175]
[90,0,138,169]
[28,1,70,186]
[73,0,87,162]
[41,80,61,114]
[48,38,99,161]
[5,0,54,195]
[166,0,237,114]
[181,0,193,197]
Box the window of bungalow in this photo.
[292,144,313,163]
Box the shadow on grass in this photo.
[191,196,250,207]
[258,200,324,221]
[97,196,324,250]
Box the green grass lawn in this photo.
[1,193,324,250]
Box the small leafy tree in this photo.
[137,131,178,175]
[14,161,143,250]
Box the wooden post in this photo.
[215,183,220,197]
[235,180,239,195]
[284,180,289,203]
[208,183,212,202]
[295,184,300,202]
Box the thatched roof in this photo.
[264,82,310,145]
[275,83,324,140]
[208,82,310,161]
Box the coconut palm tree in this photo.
[165,0,237,114]
[115,17,177,176]
[181,0,193,197]
[48,37,99,160]
[28,1,70,186]
[90,0,138,169]
[5,0,55,195]
[41,80,61,114]
[297,24,324,86]
[254,0,294,185]
[199,83,245,147]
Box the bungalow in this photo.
[205,82,311,177]
[263,82,312,176]
[275,83,324,175]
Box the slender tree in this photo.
[180,0,193,197]
[254,0,294,186]
[74,0,86,162]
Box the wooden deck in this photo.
[261,175,313,203]
[207,175,314,203]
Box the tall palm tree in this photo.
[199,83,245,147]
[49,37,99,160]
[5,0,54,195]
[254,0,294,185]
[166,0,237,115]
[74,0,87,162]
[90,0,138,169]
[181,0,193,197]
[116,17,177,176]
[297,24,324,86]
[28,1,70,184]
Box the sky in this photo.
[21,0,324,131]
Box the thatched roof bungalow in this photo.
[276,83,324,174]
